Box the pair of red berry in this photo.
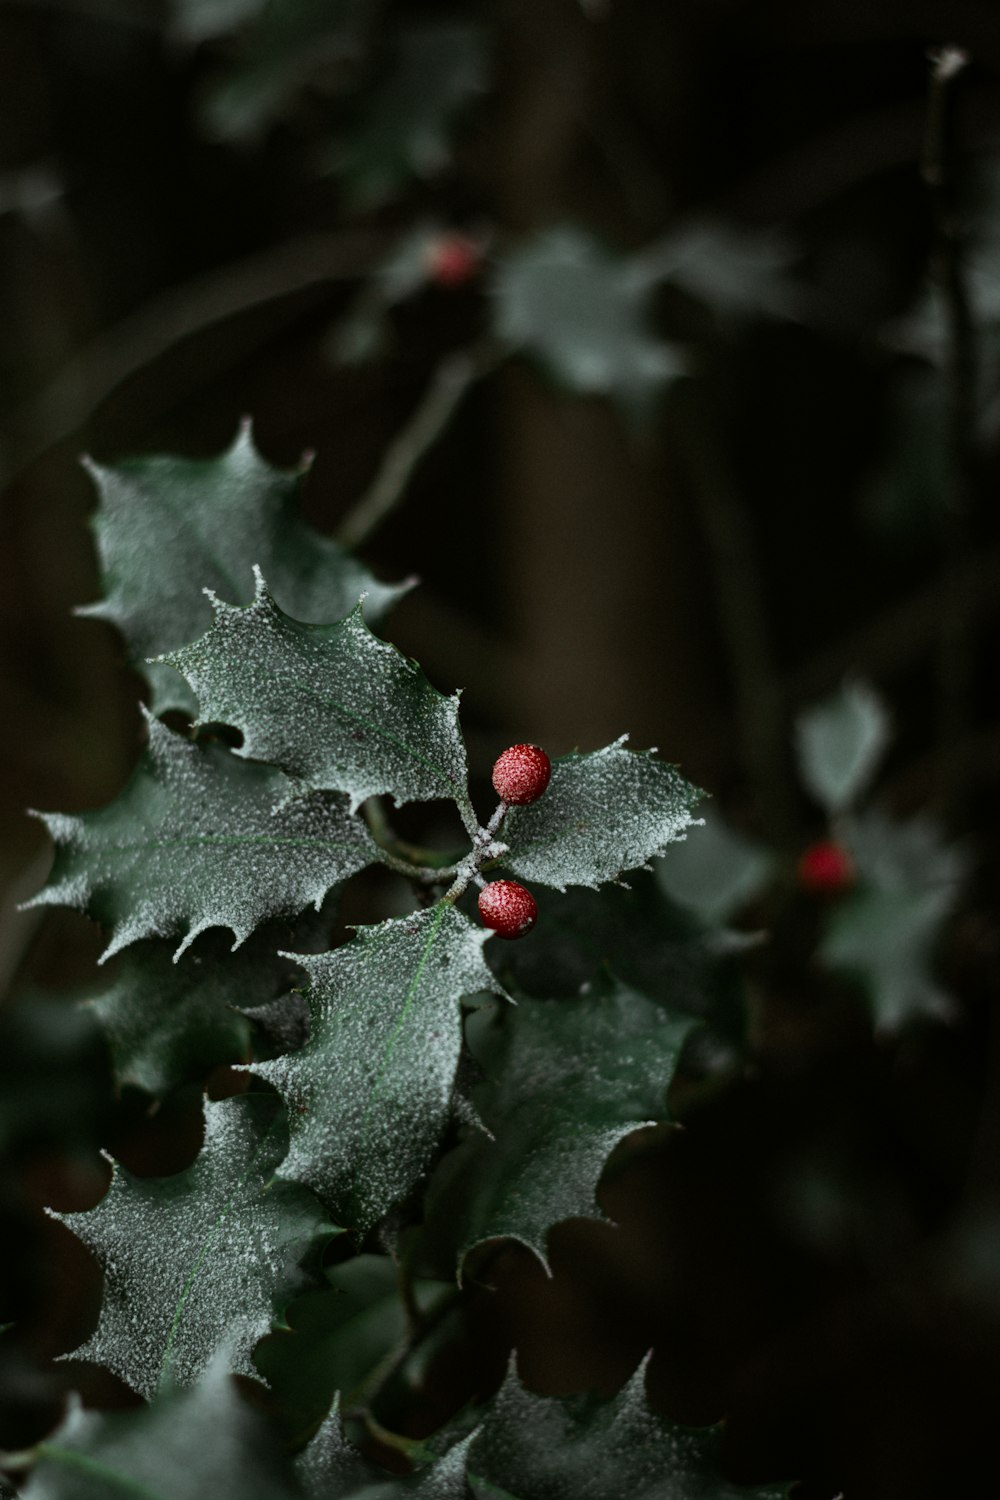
[477,744,550,940]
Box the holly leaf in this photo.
[819,809,967,1031]
[795,679,890,815]
[86,928,308,1097]
[502,738,702,892]
[198,0,377,143]
[253,904,503,1233]
[162,571,469,814]
[80,421,407,716]
[297,1398,472,1498]
[336,22,488,209]
[255,1254,451,1439]
[466,1361,792,1500]
[422,974,695,1273]
[52,1094,334,1400]
[21,1348,300,1500]
[495,229,684,409]
[26,714,378,963]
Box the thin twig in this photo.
[337,339,505,553]
[922,45,977,811]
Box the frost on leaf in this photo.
[467,1360,793,1500]
[503,738,703,892]
[26,713,378,962]
[79,420,408,717]
[253,904,504,1233]
[22,1346,301,1500]
[52,1094,333,1400]
[422,975,694,1273]
[87,928,311,1097]
[161,573,469,812]
[297,1396,472,1499]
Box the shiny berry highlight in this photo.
[492,744,551,806]
[478,879,538,939]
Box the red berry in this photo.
[798,840,855,895]
[478,880,538,939]
[425,233,481,288]
[492,744,551,806]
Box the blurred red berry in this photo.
[492,744,551,806]
[478,879,538,939]
[425,233,481,288]
[798,839,855,895]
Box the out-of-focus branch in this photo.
[337,339,505,553]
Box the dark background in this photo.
[1,3,1000,1497]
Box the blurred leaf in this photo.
[656,811,774,927]
[820,809,967,1030]
[22,1348,299,1500]
[495,230,685,408]
[169,0,268,45]
[795,679,890,815]
[255,1254,451,1434]
[336,23,488,209]
[199,0,379,143]
[639,220,797,322]
[81,420,407,717]
[55,1094,333,1399]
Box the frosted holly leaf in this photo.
[79,420,408,716]
[22,1346,300,1500]
[255,1253,452,1436]
[819,809,967,1031]
[466,1361,793,1500]
[297,1397,473,1498]
[253,904,504,1233]
[423,975,695,1273]
[86,927,311,1097]
[25,713,378,963]
[795,679,890,815]
[503,738,703,891]
[52,1093,334,1400]
[161,572,469,814]
[495,229,684,410]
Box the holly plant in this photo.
[4,426,797,1499]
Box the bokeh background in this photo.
[2,3,1000,1497]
